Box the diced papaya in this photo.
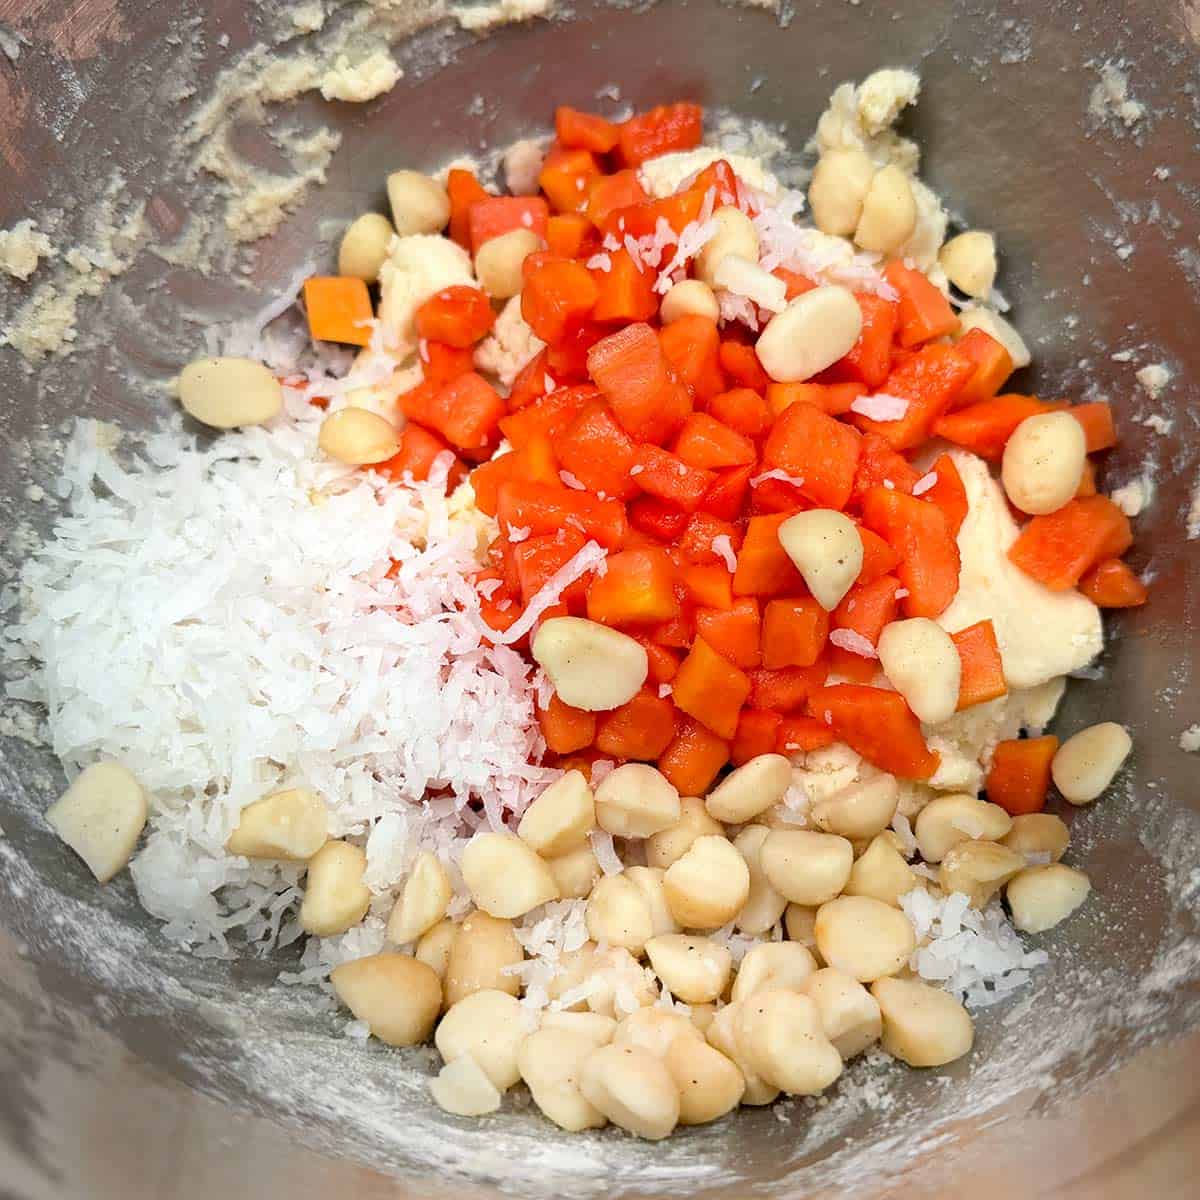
[546,213,593,259]
[950,328,1014,410]
[731,709,783,766]
[376,425,458,486]
[303,276,373,346]
[522,259,600,344]
[555,402,640,499]
[506,348,552,411]
[447,168,490,248]
[808,684,939,780]
[677,512,741,566]
[1078,558,1148,608]
[538,147,603,214]
[499,384,597,448]
[632,444,714,512]
[1007,495,1132,590]
[855,525,902,585]
[850,432,921,507]
[860,487,960,618]
[932,394,1054,461]
[762,402,862,511]
[468,196,550,253]
[986,736,1058,816]
[593,248,659,323]
[404,372,506,453]
[673,412,757,470]
[512,529,591,607]
[656,717,730,795]
[719,340,771,391]
[585,170,650,228]
[678,562,735,610]
[556,106,620,154]
[700,464,754,521]
[470,433,558,515]
[832,575,901,647]
[415,284,495,348]
[707,387,771,438]
[747,664,829,713]
[588,322,692,443]
[537,694,597,754]
[421,340,477,387]
[689,158,741,208]
[695,598,762,669]
[950,620,1008,710]
[585,547,679,625]
[628,495,690,542]
[594,688,678,760]
[775,715,837,754]
[883,261,960,347]
[672,637,751,739]
[920,452,969,536]
[659,316,726,403]
[617,101,704,167]
[1070,401,1118,453]
[732,511,806,597]
[766,381,867,419]
[830,293,898,389]
[496,480,628,549]
[852,344,977,451]
[762,597,830,669]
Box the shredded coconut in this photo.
[911,471,938,496]
[483,541,607,647]
[710,535,738,573]
[754,190,896,299]
[829,629,877,658]
[751,467,805,489]
[851,392,910,422]
[589,829,623,876]
[900,889,1049,1008]
[1180,725,1200,754]
[5,409,557,955]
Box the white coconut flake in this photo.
[483,541,608,647]
[654,215,720,294]
[850,392,909,421]
[711,534,738,573]
[716,290,761,331]
[890,812,918,859]
[829,628,877,658]
[911,471,938,496]
[899,889,1049,1008]
[750,467,805,489]
[5,409,558,956]
[559,471,586,490]
[754,190,897,299]
[590,829,623,876]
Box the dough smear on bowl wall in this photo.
[0,2,1197,1197]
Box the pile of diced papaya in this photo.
[369,100,1145,815]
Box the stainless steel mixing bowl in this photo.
[1,1,1198,1196]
